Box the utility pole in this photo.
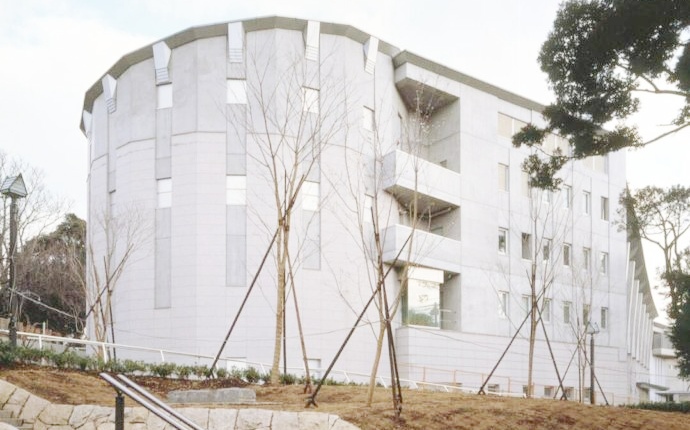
[1,174,27,348]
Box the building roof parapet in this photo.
[80,15,545,132]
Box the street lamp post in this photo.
[586,321,600,405]
[1,174,27,348]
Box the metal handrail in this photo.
[99,373,202,430]
[115,374,205,430]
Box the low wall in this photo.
[0,379,358,430]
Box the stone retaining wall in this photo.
[0,379,358,430]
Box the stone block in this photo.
[235,408,272,430]
[270,411,298,429]
[329,416,360,430]
[125,407,148,424]
[18,394,50,422]
[0,380,17,407]
[0,423,18,430]
[177,408,209,428]
[38,405,74,425]
[167,388,255,404]
[69,405,95,428]
[208,409,238,430]
[298,411,329,430]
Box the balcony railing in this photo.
[381,224,461,274]
[382,149,461,214]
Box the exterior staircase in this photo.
[0,409,32,430]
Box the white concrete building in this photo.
[81,17,657,404]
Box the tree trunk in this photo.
[270,226,285,385]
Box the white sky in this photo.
[1,0,688,314]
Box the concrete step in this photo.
[0,409,32,430]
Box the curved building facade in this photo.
[81,17,657,403]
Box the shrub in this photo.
[150,362,177,378]
[244,367,261,383]
[627,402,690,413]
[0,341,17,366]
[215,368,228,378]
[192,365,210,379]
[121,359,147,375]
[280,372,297,385]
[176,365,193,380]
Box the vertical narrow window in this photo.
[498,113,513,138]
[583,304,591,325]
[601,307,609,330]
[227,22,245,63]
[226,175,246,205]
[583,191,591,215]
[363,194,374,223]
[304,20,320,61]
[302,181,320,270]
[302,87,319,114]
[583,247,591,271]
[600,252,609,274]
[498,228,508,254]
[397,113,403,145]
[498,163,509,191]
[542,190,552,204]
[521,233,532,260]
[521,171,531,197]
[522,295,531,317]
[563,243,572,267]
[543,299,552,323]
[227,80,247,104]
[543,238,552,262]
[498,291,509,319]
[157,84,173,109]
[363,106,375,131]
[157,178,172,208]
[600,196,609,221]
[563,301,572,324]
[563,185,572,209]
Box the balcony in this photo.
[382,149,461,214]
[381,224,461,274]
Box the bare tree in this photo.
[225,44,350,385]
[85,205,149,358]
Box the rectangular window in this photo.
[563,301,571,324]
[543,298,552,323]
[563,185,572,209]
[522,295,531,317]
[227,79,247,104]
[157,84,173,109]
[498,228,508,254]
[157,178,172,208]
[521,233,532,259]
[363,106,375,131]
[521,171,531,197]
[544,386,554,398]
[498,113,513,138]
[600,196,609,221]
[542,190,552,204]
[583,191,591,215]
[404,268,444,327]
[226,175,246,205]
[364,194,374,223]
[583,247,591,271]
[583,304,591,325]
[302,87,319,114]
[600,252,608,274]
[543,238,552,261]
[302,181,320,211]
[563,243,571,267]
[498,291,509,319]
[601,307,608,330]
[498,163,509,191]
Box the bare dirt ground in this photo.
[1,364,688,429]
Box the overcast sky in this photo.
[1,0,688,314]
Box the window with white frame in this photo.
[600,251,608,274]
[583,191,591,215]
[226,175,246,205]
[157,178,172,208]
[600,196,609,221]
[522,295,531,317]
[498,228,508,254]
[583,304,591,325]
[542,189,552,204]
[498,163,509,191]
[521,233,532,259]
[543,238,552,261]
[601,307,609,330]
[302,87,319,114]
[363,194,374,223]
[227,79,247,104]
[363,106,375,131]
[302,181,320,210]
[563,243,572,267]
[403,267,444,328]
[521,171,531,197]
[543,299,552,323]
[563,185,572,209]
[563,301,572,324]
[157,84,173,109]
[583,247,591,271]
[498,291,509,319]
